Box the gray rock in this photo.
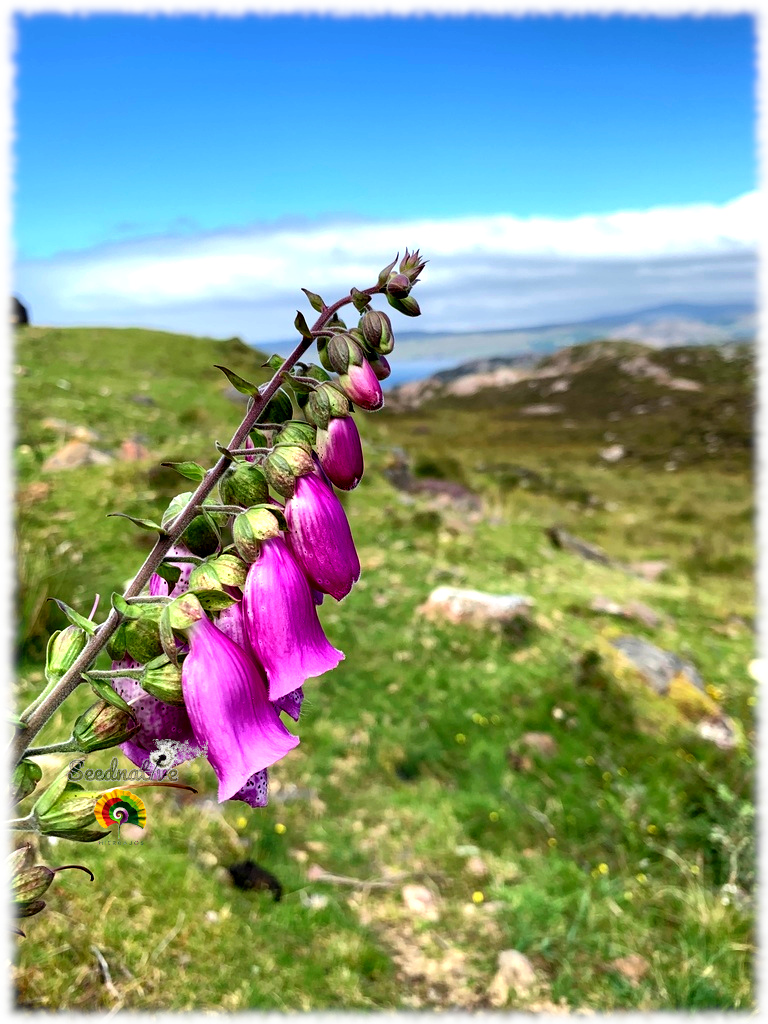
[417,587,534,628]
[610,635,703,696]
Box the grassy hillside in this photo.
[12,326,755,1011]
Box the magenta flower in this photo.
[316,415,364,490]
[242,535,344,703]
[217,601,305,721]
[111,657,201,778]
[285,471,361,601]
[231,769,269,807]
[149,544,197,599]
[339,358,384,411]
[182,614,299,802]
[369,354,391,381]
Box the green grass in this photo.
[12,326,755,1011]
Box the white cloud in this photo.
[15,192,759,343]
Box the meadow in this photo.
[12,325,755,1011]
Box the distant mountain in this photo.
[387,302,756,373]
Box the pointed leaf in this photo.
[161,461,207,484]
[215,441,237,461]
[258,387,293,424]
[350,287,371,313]
[301,287,326,312]
[192,589,238,612]
[155,562,182,588]
[213,365,260,397]
[263,354,286,372]
[294,310,313,340]
[107,513,166,534]
[84,674,134,716]
[111,593,143,621]
[50,599,97,636]
[32,760,83,819]
[377,254,398,288]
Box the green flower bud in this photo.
[167,593,205,632]
[263,444,314,499]
[46,625,88,683]
[360,309,395,355]
[218,462,269,508]
[34,787,109,842]
[386,293,421,317]
[305,382,351,430]
[233,506,282,562]
[141,655,184,705]
[276,419,317,447]
[72,700,140,753]
[162,493,226,557]
[11,864,55,905]
[12,759,43,804]
[123,603,164,663]
[106,622,128,661]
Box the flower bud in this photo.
[369,354,392,381]
[263,444,315,499]
[219,461,269,508]
[233,506,282,562]
[399,247,428,284]
[123,604,165,663]
[46,625,88,682]
[34,789,109,842]
[12,759,42,803]
[141,654,184,705]
[72,700,140,753]
[386,273,411,299]
[360,310,394,355]
[12,864,55,905]
[338,359,384,411]
[385,293,421,317]
[316,415,364,490]
[276,420,317,447]
[162,492,226,557]
[305,382,351,431]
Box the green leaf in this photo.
[107,513,166,534]
[284,375,317,395]
[209,553,248,586]
[161,461,207,484]
[215,441,237,460]
[294,311,313,340]
[192,589,238,612]
[350,287,371,313]
[155,562,182,588]
[159,606,179,667]
[258,387,293,425]
[83,675,134,716]
[8,711,26,728]
[301,287,325,312]
[50,599,97,635]
[263,354,286,371]
[111,593,143,621]
[213,364,260,397]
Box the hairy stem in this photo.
[11,282,381,766]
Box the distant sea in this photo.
[254,341,457,391]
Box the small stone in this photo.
[401,883,440,921]
[131,394,156,406]
[610,953,649,987]
[630,560,669,582]
[42,440,113,471]
[488,949,538,1005]
[465,856,488,877]
[600,444,625,463]
[520,732,559,758]
[416,587,533,628]
[17,481,51,506]
[119,439,151,461]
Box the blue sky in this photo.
[12,13,758,343]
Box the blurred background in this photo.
[12,11,756,1012]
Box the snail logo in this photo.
[94,789,147,841]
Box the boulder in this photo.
[42,441,113,471]
[417,587,533,628]
[579,635,740,749]
[487,949,538,1006]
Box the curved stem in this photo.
[11,279,383,766]
[25,740,78,757]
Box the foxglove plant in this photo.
[9,250,427,928]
